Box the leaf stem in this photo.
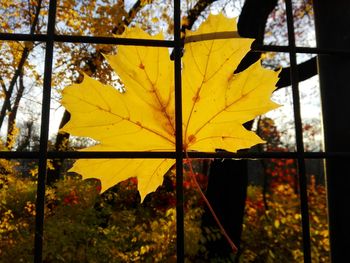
[184,151,238,253]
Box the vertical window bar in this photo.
[284,0,312,262]
[174,0,184,262]
[34,0,57,262]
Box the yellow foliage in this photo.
[61,14,279,200]
[29,160,55,177]
[6,123,19,150]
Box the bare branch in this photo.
[0,0,43,129]
[183,0,217,32]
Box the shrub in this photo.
[239,183,330,263]
[0,171,206,262]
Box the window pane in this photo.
[0,41,45,152]
[258,86,297,152]
[43,158,177,262]
[55,0,174,40]
[240,159,304,262]
[297,59,323,152]
[265,0,289,46]
[306,159,330,262]
[50,44,175,152]
[0,1,48,34]
[0,159,38,261]
[292,0,316,47]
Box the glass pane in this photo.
[0,1,48,34]
[51,44,174,151]
[50,42,119,139]
[240,158,304,261]
[264,0,289,46]
[297,56,323,152]
[257,86,297,152]
[207,0,243,18]
[0,159,38,261]
[292,0,316,47]
[0,41,45,151]
[55,0,174,39]
[306,159,330,262]
[43,158,177,261]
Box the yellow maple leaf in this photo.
[61,14,279,201]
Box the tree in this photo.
[0,0,43,149]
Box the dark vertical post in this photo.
[174,0,184,262]
[313,2,350,262]
[34,0,56,262]
[203,158,248,259]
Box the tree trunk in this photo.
[6,72,25,149]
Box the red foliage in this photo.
[63,190,79,206]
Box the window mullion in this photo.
[34,0,57,262]
[285,0,312,262]
[174,0,185,262]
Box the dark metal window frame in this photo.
[1,0,349,262]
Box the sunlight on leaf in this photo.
[183,15,279,152]
[61,14,280,201]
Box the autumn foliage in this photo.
[0,1,329,261]
[0,149,330,262]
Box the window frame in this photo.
[1,0,345,262]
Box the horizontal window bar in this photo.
[0,33,48,42]
[0,33,173,47]
[2,32,350,55]
[1,151,350,159]
[54,35,174,47]
[253,43,350,55]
